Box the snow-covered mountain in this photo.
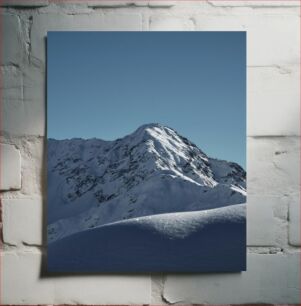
[48,123,246,243]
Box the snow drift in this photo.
[48,204,246,272]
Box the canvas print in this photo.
[47,32,246,272]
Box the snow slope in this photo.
[48,204,246,272]
[48,123,246,243]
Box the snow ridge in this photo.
[48,204,246,272]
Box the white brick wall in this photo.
[1,0,299,304]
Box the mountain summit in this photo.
[48,123,246,243]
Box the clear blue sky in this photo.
[47,31,246,169]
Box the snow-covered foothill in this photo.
[48,204,246,272]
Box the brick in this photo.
[289,194,300,246]
[85,0,174,7]
[0,143,21,191]
[22,66,45,136]
[248,66,299,136]
[207,0,300,7]
[2,66,45,136]
[133,1,149,6]
[86,1,135,7]
[247,195,277,246]
[246,13,299,67]
[2,251,151,304]
[148,1,175,7]
[18,137,44,196]
[194,11,299,67]
[149,15,194,30]
[247,137,299,197]
[1,65,24,136]
[0,0,49,6]
[1,65,22,102]
[2,13,25,65]
[38,3,93,14]
[2,198,43,246]
[31,13,142,65]
[163,253,300,304]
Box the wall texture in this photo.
[0,0,300,304]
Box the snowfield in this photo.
[48,204,246,272]
[47,123,246,272]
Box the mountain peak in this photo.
[131,123,202,155]
[125,123,179,147]
[137,123,165,130]
[133,123,173,137]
